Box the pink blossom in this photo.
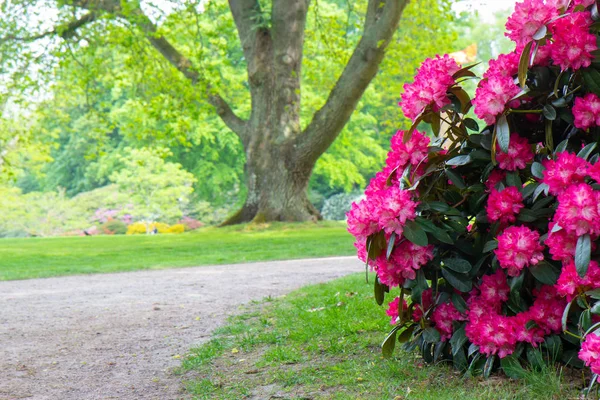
[545,222,577,261]
[486,187,524,225]
[412,288,433,322]
[375,241,434,287]
[555,260,600,300]
[580,333,600,375]
[588,161,600,184]
[495,226,544,277]
[485,170,506,192]
[549,11,597,71]
[479,269,510,305]
[505,0,558,48]
[473,75,521,125]
[573,93,600,130]
[496,133,534,171]
[387,130,431,171]
[542,152,590,195]
[400,55,461,121]
[484,52,520,80]
[431,302,466,340]
[554,184,600,236]
[386,297,408,325]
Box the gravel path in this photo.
[0,257,361,400]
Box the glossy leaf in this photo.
[576,234,591,278]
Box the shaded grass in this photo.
[180,273,584,400]
[0,222,353,280]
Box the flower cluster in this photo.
[496,133,534,171]
[573,93,600,130]
[400,55,460,121]
[486,187,524,225]
[495,226,544,277]
[580,333,600,375]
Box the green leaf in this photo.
[518,41,533,88]
[446,155,472,166]
[582,67,600,96]
[586,289,600,300]
[381,327,399,358]
[445,169,466,189]
[581,309,593,332]
[441,268,473,293]
[529,261,560,285]
[386,232,396,260]
[422,327,441,343]
[578,143,597,160]
[443,258,472,273]
[374,275,388,306]
[427,201,450,212]
[450,324,468,355]
[531,162,545,179]
[496,114,510,153]
[533,25,547,40]
[464,118,480,132]
[555,139,569,153]
[397,324,416,343]
[506,172,521,188]
[527,346,545,371]
[543,104,556,120]
[403,220,428,247]
[501,355,526,379]
[562,298,574,332]
[452,293,468,313]
[576,234,591,278]
[483,355,495,378]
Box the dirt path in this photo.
[0,257,361,400]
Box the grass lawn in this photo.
[179,273,583,400]
[0,222,354,281]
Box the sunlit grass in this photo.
[0,221,354,280]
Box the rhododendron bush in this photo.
[347,0,600,384]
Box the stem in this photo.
[564,329,583,341]
[508,109,543,114]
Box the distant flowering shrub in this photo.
[348,0,600,384]
[178,216,204,231]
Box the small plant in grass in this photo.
[347,0,600,388]
[101,219,127,235]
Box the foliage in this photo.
[0,222,352,280]
[321,191,363,221]
[178,216,203,231]
[110,147,195,225]
[101,219,127,235]
[347,0,600,387]
[126,222,170,235]
[166,224,186,234]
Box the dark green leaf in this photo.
[532,183,549,203]
[527,346,545,371]
[496,114,510,153]
[555,139,569,153]
[543,104,556,120]
[518,41,533,88]
[398,324,416,343]
[581,309,593,332]
[446,155,472,166]
[386,232,396,260]
[587,289,600,300]
[422,327,441,343]
[562,298,574,332]
[453,347,468,371]
[483,355,495,378]
[452,293,468,313]
[521,182,539,199]
[531,162,545,179]
[576,234,591,278]
[450,324,468,355]
[381,327,399,358]
[441,268,473,293]
[443,258,472,273]
[464,118,480,132]
[529,261,560,285]
[578,143,597,160]
[374,275,388,306]
[582,67,600,96]
[445,169,466,189]
[501,355,526,379]
[427,201,450,212]
[482,239,498,253]
[506,172,521,188]
[403,220,428,247]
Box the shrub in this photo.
[126,222,170,235]
[321,191,363,221]
[348,0,600,385]
[101,219,127,235]
[166,224,185,234]
[179,216,203,231]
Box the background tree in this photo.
[110,147,196,229]
[0,0,425,224]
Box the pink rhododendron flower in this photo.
[555,260,600,300]
[484,52,519,80]
[542,152,590,195]
[505,0,558,48]
[588,161,600,184]
[376,186,418,236]
[486,187,524,225]
[375,241,434,287]
[386,297,408,325]
[554,184,600,236]
[495,226,544,277]
[431,302,466,340]
[387,130,431,170]
[347,200,379,240]
[400,55,461,121]
[496,133,534,171]
[473,75,521,125]
[580,333,600,375]
[549,11,597,71]
[479,269,511,305]
[573,93,600,130]
[412,288,433,322]
[545,222,577,261]
[485,169,506,192]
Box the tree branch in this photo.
[0,12,97,44]
[295,0,409,167]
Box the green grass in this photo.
[0,222,354,281]
[179,273,584,400]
